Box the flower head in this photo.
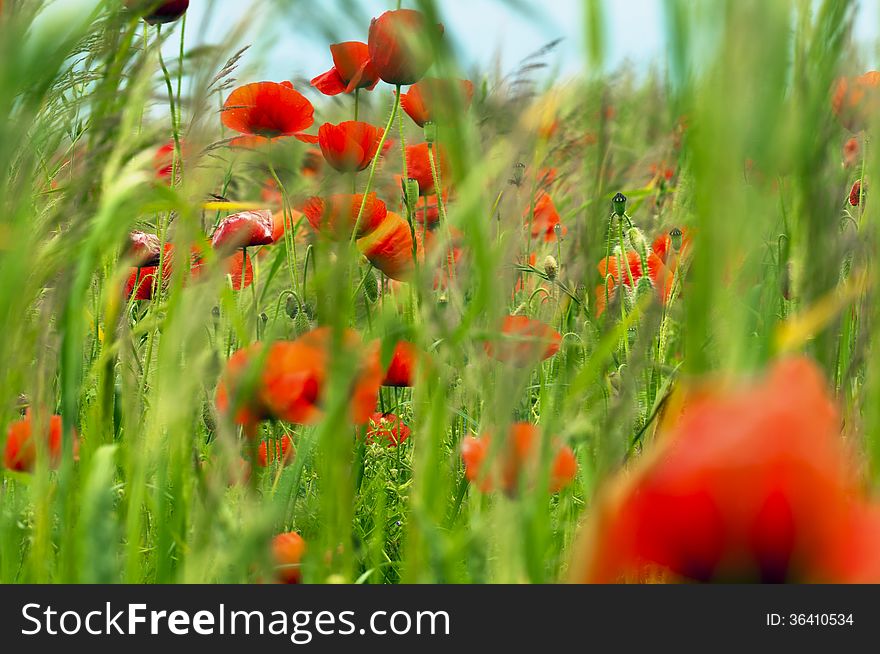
[211,210,275,253]
[272,532,306,584]
[311,42,380,96]
[127,231,162,267]
[461,423,577,494]
[357,212,421,281]
[366,412,411,446]
[222,81,315,143]
[258,436,294,467]
[4,410,78,472]
[406,142,450,196]
[401,78,474,127]
[485,315,562,367]
[381,341,420,387]
[367,9,444,86]
[303,193,388,240]
[126,0,189,25]
[318,120,385,173]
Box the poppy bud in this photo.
[669,227,683,251]
[367,9,445,86]
[612,192,627,217]
[553,223,564,242]
[423,121,437,144]
[850,179,865,207]
[403,178,420,212]
[510,162,526,187]
[285,295,300,319]
[363,268,379,302]
[126,0,189,25]
[543,255,558,280]
[628,227,646,254]
[635,275,654,301]
[260,312,269,324]
[294,311,311,337]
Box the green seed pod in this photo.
[612,192,627,217]
[423,121,438,145]
[403,177,420,213]
[285,295,299,319]
[669,227,683,252]
[543,255,558,280]
[363,268,379,302]
[294,311,311,336]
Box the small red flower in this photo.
[571,357,880,583]
[311,42,380,96]
[4,410,79,472]
[850,179,864,206]
[843,137,860,168]
[222,81,315,143]
[191,248,254,291]
[401,78,475,127]
[270,208,304,244]
[125,243,173,300]
[367,9,445,86]
[406,142,450,196]
[154,140,176,179]
[301,148,324,178]
[485,315,562,367]
[832,71,880,131]
[303,193,388,240]
[357,212,421,281]
[211,210,275,253]
[381,341,420,387]
[216,328,382,436]
[366,412,411,447]
[598,250,644,288]
[272,532,306,584]
[127,231,162,267]
[126,0,189,25]
[318,121,385,173]
[258,435,294,467]
[526,193,567,242]
[461,423,577,494]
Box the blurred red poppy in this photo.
[154,140,176,179]
[381,341,419,387]
[400,78,475,127]
[127,231,162,267]
[406,142,450,196]
[272,532,306,584]
[4,410,79,472]
[270,208,304,244]
[126,0,189,24]
[191,248,254,291]
[461,423,577,494]
[366,412,411,447]
[125,243,173,300]
[311,42,380,96]
[258,435,294,467]
[843,137,860,168]
[301,148,324,178]
[211,210,274,253]
[850,179,863,206]
[832,70,880,131]
[651,228,692,265]
[216,328,382,436]
[526,192,567,242]
[303,193,388,240]
[222,82,315,144]
[357,212,421,281]
[571,357,880,583]
[367,9,445,86]
[485,315,561,367]
[318,121,385,173]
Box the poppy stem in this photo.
[354,88,360,122]
[427,141,455,285]
[350,89,400,247]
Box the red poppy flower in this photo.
[367,9,445,86]
[424,227,464,291]
[258,435,294,467]
[571,357,880,583]
[127,231,162,267]
[191,248,254,291]
[311,41,380,96]
[381,341,420,387]
[154,140,176,179]
[303,193,388,240]
[125,243,173,300]
[317,121,385,173]
[485,315,562,367]
[4,410,79,472]
[222,81,315,143]
[646,252,675,304]
[211,210,274,253]
[216,328,382,436]
[272,532,306,584]
[850,179,863,206]
[400,78,475,127]
[526,192,567,242]
[843,137,860,168]
[406,142,450,196]
[598,250,644,287]
[832,71,880,131]
[357,212,421,281]
[126,0,189,24]
[414,190,450,227]
[461,423,577,494]
[270,208,304,244]
[366,412,411,447]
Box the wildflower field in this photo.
[3,0,880,585]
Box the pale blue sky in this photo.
[176,0,880,83]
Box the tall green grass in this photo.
[0,0,875,584]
